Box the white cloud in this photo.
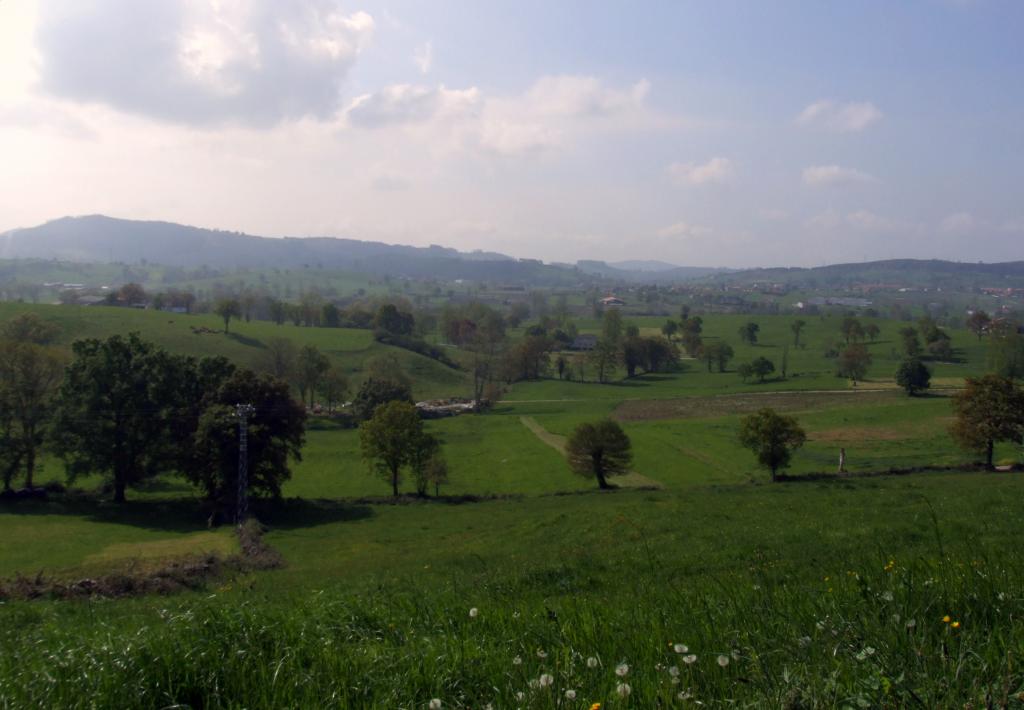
[344,84,480,127]
[413,41,433,74]
[940,211,976,233]
[802,164,875,187]
[796,99,882,132]
[759,208,790,221]
[668,157,734,186]
[656,221,712,239]
[35,1,375,126]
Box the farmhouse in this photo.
[600,296,625,307]
[569,334,598,351]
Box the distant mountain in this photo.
[704,259,1024,289]
[0,215,728,286]
[609,259,681,272]
[0,215,575,285]
[576,259,730,283]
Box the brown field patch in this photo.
[613,390,901,422]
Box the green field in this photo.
[1,304,1022,707]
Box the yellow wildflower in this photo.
[942,615,951,623]
[951,621,961,629]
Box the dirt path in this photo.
[519,416,664,489]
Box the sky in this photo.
[1,0,1022,268]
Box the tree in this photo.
[840,317,865,344]
[749,356,775,383]
[322,303,341,328]
[352,378,413,421]
[622,335,646,377]
[966,310,992,341]
[950,375,1024,469]
[989,326,1024,380]
[565,419,632,489]
[0,342,64,490]
[900,327,922,358]
[424,453,449,496]
[738,322,760,345]
[588,338,619,383]
[661,320,679,340]
[791,319,806,347]
[601,309,624,347]
[738,408,807,482]
[700,342,733,373]
[374,304,415,336]
[409,432,441,496]
[52,334,177,502]
[296,345,330,407]
[214,298,242,333]
[317,368,349,414]
[737,362,754,383]
[836,344,872,383]
[895,359,931,396]
[1,313,58,345]
[360,401,423,497]
[187,369,306,516]
[927,337,954,361]
[864,323,881,342]
[261,337,297,381]
[681,331,703,358]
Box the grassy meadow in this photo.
[1,302,1023,707]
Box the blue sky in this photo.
[1,0,1021,266]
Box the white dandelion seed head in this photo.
[536,649,548,659]
[717,655,730,667]
[565,689,576,700]
[617,683,631,698]
[513,655,522,666]
[683,654,697,664]
[678,690,692,700]
[586,656,598,668]
[865,646,876,656]
[516,691,525,701]
[429,700,442,710]
[906,619,917,629]
[669,665,680,677]
[528,679,539,689]
[469,607,479,618]
[539,673,554,688]
[880,591,894,602]
[673,643,688,653]
[615,663,629,677]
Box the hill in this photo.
[0,215,583,286]
[704,258,1024,289]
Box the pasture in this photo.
[1,303,1022,706]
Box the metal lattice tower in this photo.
[235,403,256,526]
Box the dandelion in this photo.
[469,608,479,618]
[906,619,917,629]
[717,655,729,667]
[673,643,688,653]
[589,704,601,710]
[429,700,442,710]
[539,674,554,688]
[537,649,548,659]
[516,691,525,701]
[864,647,875,656]
[616,683,631,698]
[565,689,577,700]
[683,654,697,664]
[586,656,599,668]
[615,663,629,677]
[668,666,680,677]
[677,690,692,701]
[951,621,961,629]
[942,615,951,623]
[513,656,522,666]
[880,591,894,602]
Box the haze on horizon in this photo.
[1,1,1022,269]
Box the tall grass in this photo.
[1,545,1021,708]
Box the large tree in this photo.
[565,419,632,490]
[840,317,865,345]
[895,359,931,396]
[790,319,806,347]
[52,334,178,502]
[214,298,242,333]
[352,378,413,421]
[0,342,64,490]
[261,337,298,381]
[738,322,760,345]
[296,344,330,407]
[360,400,424,497]
[318,367,349,414]
[949,375,1024,469]
[187,369,306,516]
[966,310,991,341]
[738,408,807,482]
[836,343,872,383]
